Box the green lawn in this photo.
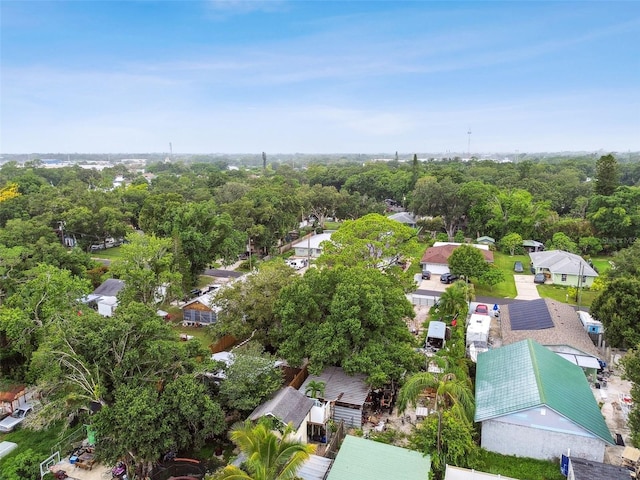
[0,421,77,469]
[90,246,124,260]
[474,251,530,298]
[476,450,564,480]
[537,284,598,308]
[590,255,613,275]
[172,324,213,350]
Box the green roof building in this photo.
[475,339,614,462]
[326,435,430,480]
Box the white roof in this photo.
[529,250,598,277]
[291,232,334,250]
[445,465,517,480]
[297,454,333,480]
[433,241,489,251]
[466,315,492,345]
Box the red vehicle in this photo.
[475,304,489,315]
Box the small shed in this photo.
[249,387,316,442]
[426,321,448,351]
[182,292,220,326]
[576,310,603,335]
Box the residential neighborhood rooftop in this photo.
[326,435,431,480]
[475,339,614,445]
[500,298,601,358]
[420,243,494,264]
[299,367,369,407]
[249,386,315,431]
[529,250,598,277]
[91,278,125,297]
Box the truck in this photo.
[0,404,35,432]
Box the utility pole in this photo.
[467,128,472,158]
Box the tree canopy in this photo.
[275,266,420,386]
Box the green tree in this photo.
[409,410,478,480]
[0,448,42,480]
[110,233,182,306]
[488,189,551,239]
[304,380,326,399]
[219,343,284,412]
[578,236,603,256]
[411,177,467,240]
[436,283,469,320]
[478,266,505,291]
[499,232,523,256]
[548,232,578,253]
[608,239,640,280]
[275,267,420,386]
[447,245,489,280]
[590,277,640,348]
[621,348,640,446]
[212,261,297,347]
[318,213,419,274]
[300,184,341,228]
[211,421,316,480]
[594,154,619,196]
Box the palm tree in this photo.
[212,421,316,480]
[397,361,475,457]
[437,282,469,320]
[304,380,325,399]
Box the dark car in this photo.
[421,271,431,280]
[534,273,546,284]
[440,273,459,284]
[514,261,524,273]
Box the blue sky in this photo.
[1,1,639,154]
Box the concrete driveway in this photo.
[513,275,541,300]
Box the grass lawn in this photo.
[474,251,530,298]
[0,421,78,468]
[477,450,565,480]
[90,246,124,260]
[537,284,599,308]
[590,255,613,275]
[172,323,213,350]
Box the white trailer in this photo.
[466,314,492,352]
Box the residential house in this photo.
[420,242,493,275]
[444,465,517,480]
[248,386,322,443]
[475,236,496,246]
[388,212,418,228]
[291,232,334,259]
[84,278,125,317]
[182,292,220,326]
[500,299,602,378]
[522,239,545,252]
[567,456,631,480]
[299,366,369,428]
[475,339,614,462]
[0,385,35,416]
[529,250,598,287]
[326,435,431,480]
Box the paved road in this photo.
[203,268,244,278]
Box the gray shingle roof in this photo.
[299,366,369,406]
[529,250,598,276]
[501,299,600,358]
[249,386,315,430]
[92,278,125,297]
[569,457,631,480]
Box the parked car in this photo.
[475,304,489,315]
[534,273,546,284]
[421,271,431,280]
[0,404,34,432]
[514,261,524,273]
[440,273,459,284]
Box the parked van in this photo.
[286,258,308,270]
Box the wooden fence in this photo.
[208,335,237,354]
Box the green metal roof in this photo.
[475,339,614,445]
[326,435,431,480]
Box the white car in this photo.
[0,404,35,432]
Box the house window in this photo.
[561,274,567,282]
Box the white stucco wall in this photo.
[481,417,606,462]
